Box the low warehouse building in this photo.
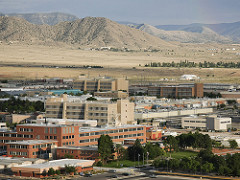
[11,159,95,178]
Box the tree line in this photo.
[145,60,240,68]
[154,149,240,176]
[97,135,165,165]
[164,131,213,152]
[0,96,44,113]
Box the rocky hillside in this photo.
[0,16,172,49]
[156,22,240,43]
[7,12,78,25]
[134,24,232,43]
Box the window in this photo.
[45,128,48,134]
[45,136,48,139]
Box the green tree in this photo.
[116,144,127,160]
[127,139,145,161]
[164,135,179,152]
[144,142,165,159]
[98,134,114,164]
[48,167,55,176]
[65,165,76,174]
[202,162,214,173]
[229,140,238,149]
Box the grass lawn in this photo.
[102,160,144,168]
[165,151,198,159]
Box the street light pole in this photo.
[138,154,140,167]
[147,152,149,165]
[143,152,144,166]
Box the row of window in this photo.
[67,106,84,110]
[45,136,57,140]
[32,143,55,149]
[45,127,57,134]
[19,128,33,132]
[63,135,74,139]
[62,141,75,145]
[88,107,108,111]
[10,151,27,156]
[9,145,27,149]
[184,126,205,129]
[62,127,75,134]
[46,105,62,109]
[79,133,144,143]
[184,120,206,123]
[220,121,231,124]
[88,113,107,116]
[0,134,33,138]
[79,127,143,136]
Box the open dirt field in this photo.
[1,43,240,83]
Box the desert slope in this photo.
[0,16,173,49]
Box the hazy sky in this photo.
[1,0,240,25]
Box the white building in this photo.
[182,115,231,131]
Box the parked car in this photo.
[149,174,157,178]
[84,173,92,177]
[111,174,118,178]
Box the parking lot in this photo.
[68,172,201,180]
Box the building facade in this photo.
[182,115,231,131]
[7,140,57,159]
[46,95,135,126]
[94,91,128,99]
[0,124,146,151]
[73,78,128,92]
[148,83,203,98]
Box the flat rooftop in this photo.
[17,123,68,127]
[18,159,94,169]
[0,157,44,164]
[56,146,98,151]
[7,140,58,145]
[78,124,144,133]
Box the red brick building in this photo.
[0,124,147,154]
[56,146,98,160]
[7,140,58,159]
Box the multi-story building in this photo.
[46,95,135,126]
[73,77,128,92]
[0,123,146,151]
[182,115,231,131]
[148,83,203,98]
[94,91,128,99]
[7,140,58,159]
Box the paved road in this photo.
[73,172,201,180]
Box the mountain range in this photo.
[0,16,171,49]
[133,23,231,43]
[156,22,240,43]
[3,12,79,25]
[1,12,240,45]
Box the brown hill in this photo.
[0,16,172,49]
[135,23,232,43]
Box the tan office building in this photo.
[46,95,135,126]
[73,78,128,92]
[94,91,128,99]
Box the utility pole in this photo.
[143,152,144,166]
[147,152,149,165]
